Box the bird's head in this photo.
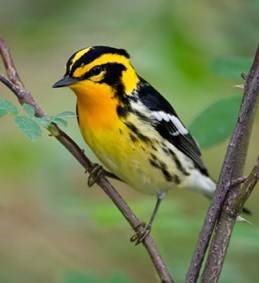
[53,46,139,97]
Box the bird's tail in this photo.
[201,177,251,216]
[185,172,251,217]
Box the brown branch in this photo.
[0,38,174,283]
[201,158,259,283]
[186,45,259,283]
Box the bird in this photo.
[53,46,249,243]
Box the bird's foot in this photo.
[130,222,151,245]
[87,164,104,187]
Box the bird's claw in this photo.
[130,222,151,245]
[87,164,104,187]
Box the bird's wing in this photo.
[136,79,208,176]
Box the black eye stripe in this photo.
[81,65,104,80]
[89,65,103,76]
[79,63,126,81]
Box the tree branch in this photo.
[186,45,259,283]
[201,158,259,282]
[0,38,174,283]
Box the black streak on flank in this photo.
[155,119,209,177]
[129,133,138,143]
[149,154,176,182]
[168,148,190,176]
[150,153,157,161]
[129,134,138,143]
[124,122,151,144]
[162,169,174,182]
[151,144,157,151]
[162,146,190,176]
[174,175,180,185]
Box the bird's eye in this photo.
[90,65,103,76]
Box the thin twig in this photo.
[241,72,247,80]
[0,38,174,283]
[230,176,247,187]
[201,158,259,283]
[186,45,259,283]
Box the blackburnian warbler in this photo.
[53,46,248,243]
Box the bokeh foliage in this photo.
[0,0,259,282]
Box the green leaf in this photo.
[51,117,68,127]
[15,115,42,141]
[55,111,75,119]
[189,95,242,149]
[0,109,7,117]
[211,57,251,79]
[49,111,75,128]
[0,99,18,115]
[23,103,35,117]
[35,116,51,127]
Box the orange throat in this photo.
[71,81,121,132]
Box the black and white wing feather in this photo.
[137,79,209,176]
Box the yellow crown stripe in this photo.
[72,53,127,77]
[72,53,139,94]
[70,47,91,71]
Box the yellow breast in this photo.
[72,80,132,171]
[71,80,179,195]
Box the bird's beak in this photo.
[52,75,79,88]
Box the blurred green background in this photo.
[0,0,259,282]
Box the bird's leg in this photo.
[130,192,165,245]
[87,164,104,187]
